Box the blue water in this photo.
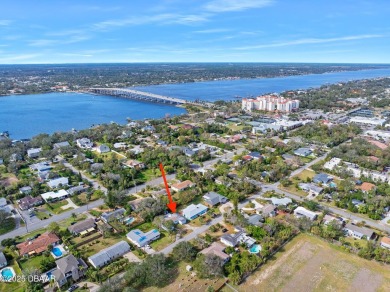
[0,92,186,139]
[1,268,15,280]
[2,68,390,139]
[124,217,134,224]
[52,247,63,257]
[135,68,390,102]
[249,244,261,253]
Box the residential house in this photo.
[323,158,342,170]
[68,218,96,236]
[182,203,208,220]
[247,214,264,226]
[294,148,312,157]
[17,232,60,256]
[163,213,187,225]
[67,185,88,195]
[41,189,69,202]
[183,147,196,157]
[220,227,256,248]
[203,192,228,206]
[261,204,277,217]
[248,151,262,160]
[141,125,155,132]
[76,138,93,149]
[27,148,42,159]
[127,229,161,248]
[113,142,128,149]
[0,198,7,208]
[52,254,88,287]
[344,223,376,240]
[10,153,23,162]
[53,141,70,149]
[0,252,7,268]
[18,195,44,210]
[19,186,32,195]
[122,159,145,169]
[380,236,390,249]
[88,241,131,269]
[323,214,343,226]
[294,206,317,221]
[298,183,324,196]
[282,153,299,166]
[270,197,292,207]
[200,242,230,264]
[30,161,52,172]
[356,182,376,193]
[313,173,333,185]
[47,177,69,189]
[96,144,110,153]
[101,208,126,223]
[171,180,195,192]
[156,140,168,147]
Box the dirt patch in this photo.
[348,268,383,292]
[0,176,18,187]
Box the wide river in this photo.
[1,68,390,139]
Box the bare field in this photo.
[238,234,390,292]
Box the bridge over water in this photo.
[89,88,187,105]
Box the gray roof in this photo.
[203,192,227,206]
[270,197,292,206]
[68,218,96,234]
[0,197,7,207]
[313,173,332,184]
[88,241,130,268]
[54,141,70,148]
[294,148,312,156]
[345,223,375,238]
[0,251,7,266]
[221,227,244,246]
[101,208,126,222]
[56,254,80,274]
[67,185,87,195]
[247,214,263,225]
[127,229,160,247]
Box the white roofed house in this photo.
[344,223,376,241]
[76,138,93,149]
[127,228,161,247]
[47,177,69,189]
[41,189,69,202]
[96,144,110,153]
[88,241,131,269]
[182,203,208,220]
[27,148,42,159]
[293,206,318,221]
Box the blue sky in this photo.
[0,0,389,64]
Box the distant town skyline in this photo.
[0,0,389,64]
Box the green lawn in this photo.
[150,231,175,251]
[134,222,155,232]
[296,169,316,181]
[36,211,50,220]
[78,236,123,258]
[45,200,69,214]
[0,218,16,235]
[0,259,25,292]
[139,168,159,181]
[18,254,47,271]
[77,192,101,204]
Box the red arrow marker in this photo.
[159,163,177,213]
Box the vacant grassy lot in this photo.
[238,233,390,292]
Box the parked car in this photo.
[68,284,79,292]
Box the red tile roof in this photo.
[17,232,60,255]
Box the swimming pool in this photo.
[124,217,135,225]
[52,247,63,257]
[1,267,16,281]
[249,244,261,254]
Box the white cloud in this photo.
[28,35,90,47]
[235,34,384,50]
[92,13,209,31]
[0,20,12,26]
[204,0,273,12]
[193,28,230,34]
[0,54,41,63]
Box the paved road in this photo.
[0,199,104,242]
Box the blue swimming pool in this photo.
[1,267,16,280]
[249,244,261,254]
[52,247,63,257]
[124,217,135,225]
